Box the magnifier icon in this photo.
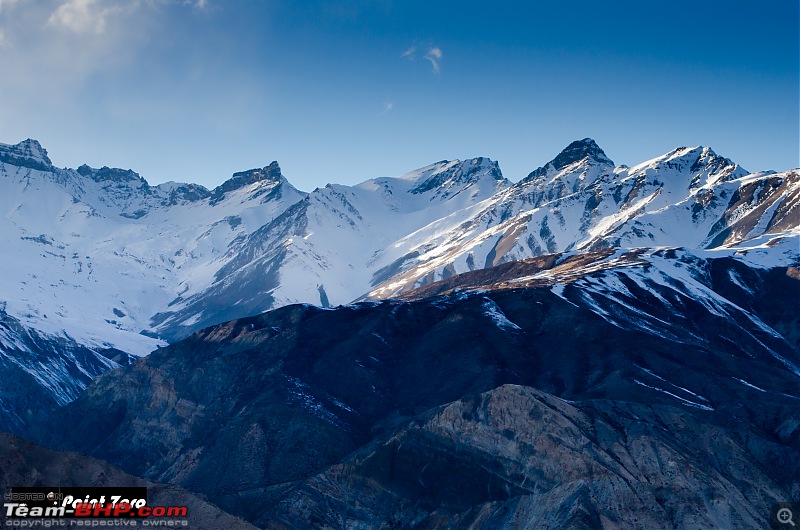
[778,507,796,527]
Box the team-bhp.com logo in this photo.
[4,487,187,522]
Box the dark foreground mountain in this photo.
[0,432,257,529]
[33,251,800,529]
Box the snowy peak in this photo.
[634,145,747,188]
[408,157,507,195]
[0,139,53,172]
[512,139,615,206]
[689,146,748,186]
[208,161,297,206]
[525,138,614,181]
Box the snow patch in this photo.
[481,298,521,331]
[633,379,714,411]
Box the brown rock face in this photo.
[262,385,787,529]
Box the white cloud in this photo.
[401,46,415,59]
[424,47,442,74]
[427,47,442,59]
[47,0,122,34]
[383,101,394,113]
[0,28,4,46]
[46,0,206,35]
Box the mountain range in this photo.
[1,137,798,528]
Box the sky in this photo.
[0,0,797,191]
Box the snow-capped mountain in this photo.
[152,156,510,339]
[0,140,304,355]
[0,137,797,432]
[365,139,798,298]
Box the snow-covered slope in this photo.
[151,157,510,339]
[1,137,797,348]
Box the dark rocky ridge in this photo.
[210,161,284,204]
[33,256,800,528]
[77,164,145,184]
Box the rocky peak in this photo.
[158,182,212,205]
[525,138,614,181]
[690,147,747,183]
[207,161,286,205]
[77,165,147,186]
[0,139,53,172]
[410,157,507,195]
[647,146,747,187]
[214,162,283,195]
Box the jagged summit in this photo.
[0,138,53,171]
[214,161,283,194]
[524,138,614,181]
[409,157,506,194]
[550,138,613,170]
[77,164,146,184]
[630,145,748,187]
[206,161,292,206]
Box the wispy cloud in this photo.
[47,0,128,34]
[424,47,442,74]
[383,101,394,113]
[401,44,443,74]
[46,0,208,35]
[0,0,208,97]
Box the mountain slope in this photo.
[33,253,800,528]
[260,384,788,529]
[0,306,134,435]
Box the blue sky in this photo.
[0,0,797,190]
